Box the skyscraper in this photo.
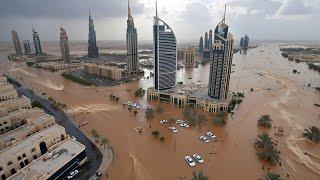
[243,35,249,49]
[204,32,208,49]
[153,1,177,90]
[209,29,213,52]
[23,40,32,54]
[184,47,195,68]
[59,27,70,63]
[32,29,43,55]
[12,30,22,56]
[208,5,234,100]
[88,10,99,58]
[126,0,138,74]
[199,36,203,53]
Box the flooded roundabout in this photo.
[0,43,319,180]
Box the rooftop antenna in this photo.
[155,0,158,18]
[223,4,226,23]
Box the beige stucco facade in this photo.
[84,63,122,80]
[0,96,32,117]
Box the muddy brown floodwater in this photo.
[0,43,319,180]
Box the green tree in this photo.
[258,115,272,128]
[257,144,281,165]
[302,126,320,143]
[133,110,138,116]
[212,116,226,126]
[152,130,160,137]
[115,97,119,102]
[197,113,207,127]
[145,108,154,120]
[31,100,42,108]
[254,133,274,149]
[91,129,99,142]
[160,136,165,142]
[101,138,109,149]
[264,172,282,180]
[191,170,209,180]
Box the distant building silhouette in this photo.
[88,10,99,58]
[153,1,177,90]
[12,30,22,56]
[199,36,203,54]
[184,47,195,68]
[126,0,139,74]
[240,34,249,50]
[208,5,234,99]
[209,29,213,54]
[23,40,32,54]
[204,32,208,50]
[32,29,43,55]
[59,27,70,63]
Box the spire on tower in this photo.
[155,0,158,18]
[223,4,226,23]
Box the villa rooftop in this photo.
[8,138,85,180]
[0,124,65,159]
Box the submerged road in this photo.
[14,83,103,179]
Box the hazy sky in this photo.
[0,0,319,42]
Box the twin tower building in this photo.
[153,3,234,101]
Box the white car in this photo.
[184,156,196,167]
[169,126,178,133]
[206,132,217,139]
[180,123,189,128]
[176,120,183,124]
[193,154,204,164]
[67,170,79,179]
[160,120,167,124]
[199,135,209,143]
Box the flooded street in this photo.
[0,42,319,180]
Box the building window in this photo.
[20,162,25,168]
[24,159,29,165]
[0,167,2,171]
[33,155,37,160]
[22,153,26,158]
[7,161,13,166]
[17,156,21,160]
[31,148,35,152]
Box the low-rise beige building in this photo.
[84,63,122,80]
[37,62,82,72]
[0,84,15,93]
[0,90,18,103]
[0,108,44,134]
[0,124,67,179]
[0,113,55,150]
[0,96,32,117]
[0,76,9,86]
[147,83,231,113]
[8,138,87,180]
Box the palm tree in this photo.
[264,172,282,180]
[254,133,274,149]
[152,130,160,137]
[91,129,99,142]
[258,115,272,128]
[115,97,119,102]
[197,113,207,127]
[191,170,208,180]
[257,144,281,165]
[133,110,138,116]
[302,126,320,143]
[101,138,109,149]
[145,108,154,120]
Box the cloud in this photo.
[0,0,144,19]
[276,0,312,16]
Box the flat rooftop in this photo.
[9,138,86,180]
[0,113,54,146]
[0,107,43,121]
[0,95,30,107]
[0,124,66,160]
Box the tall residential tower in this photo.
[204,32,208,49]
[126,0,139,74]
[23,40,32,54]
[12,30,22,56]
[153,1,177,90]
[199,36,203,54]
[59,27,70,63]
[32,29,43,55]
[208,5,234,99]
[88,11,99,58]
